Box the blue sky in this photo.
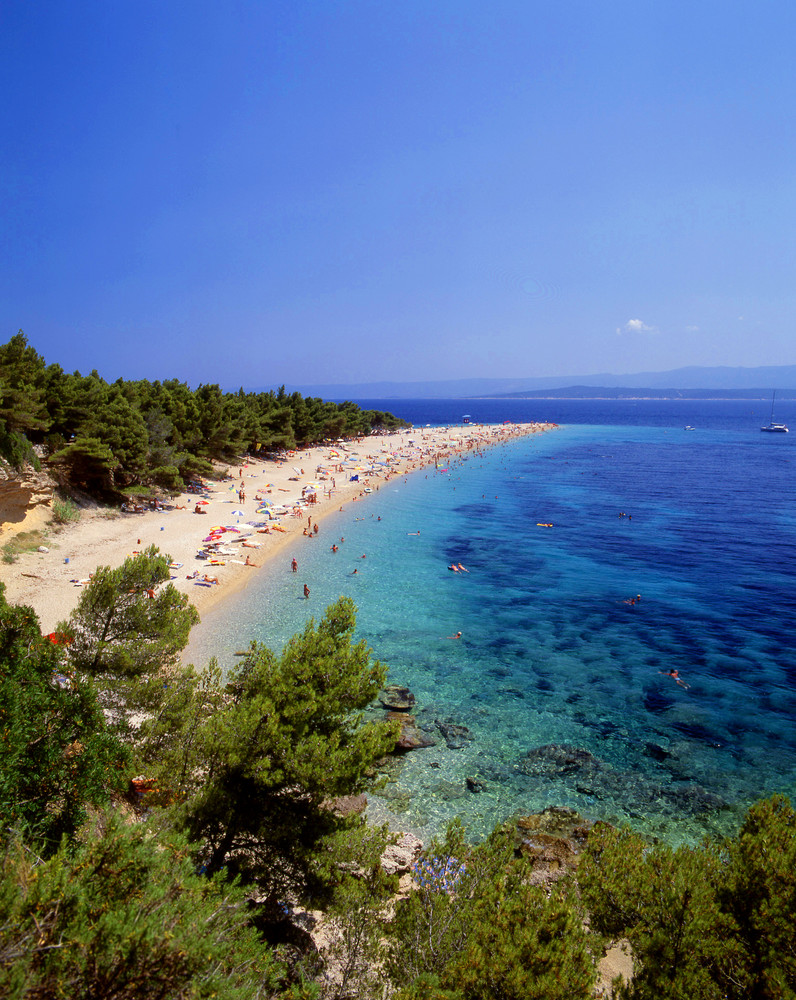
[3,1,795,389]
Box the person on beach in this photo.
[303,583,310,599]
[291,557,298,573]
[660,668,689,689]
[244,555,258,567]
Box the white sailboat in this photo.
[761,391,788,433]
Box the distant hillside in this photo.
[261,364,796,399]
[492,386,796,400]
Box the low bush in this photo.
[51,497,81,525]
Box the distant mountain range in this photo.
[264,364,796,399]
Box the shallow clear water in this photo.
[186,400,796,845]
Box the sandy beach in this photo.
[1,422,553,633]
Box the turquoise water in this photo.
[186,408,796,845]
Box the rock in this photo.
[37,545,49,553]
[518,743,600,778]
[437,720,473,750]
[518,831,578,869]
[379,685,416,711]
[324,793,367,817]
[381,832,423,876]
[0,462,54,532]
[466,776,487,793]
[644,741,674,762]
[516,806,592,843]
[389,712,437,751]
[432,780,467,801]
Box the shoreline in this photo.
[1,422,554,634]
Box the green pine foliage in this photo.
[4,557,796,999]
[0,331,408,495]
[57,547,200,742]
[312,822,400,1000]
[0,584,129,853]
[388,819,600,1000]
[60,546,199,680]
[578,799,796,999]
[0,815,292,1000]
[180,597,399,902]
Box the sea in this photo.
[186,397,796,846]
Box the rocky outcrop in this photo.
[379,685,416,711]
[389,712,437,751]
[380,832,423,876]
[0,461,54,532]
[513,806,593,885]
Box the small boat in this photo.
[761,391,789,433]
[684,425,696,431]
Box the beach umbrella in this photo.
[230,509,245,516]
[196,499,210,505]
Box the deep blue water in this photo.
[186,398,796,845]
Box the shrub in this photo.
[0,427,40,471]
[51,497,81,525]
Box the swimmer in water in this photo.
[659,668,689,689]
[446,631,462,639]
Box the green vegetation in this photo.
[179,597,399,900]
[579,799,796,998]
[0,331,408,497]
[2,566,795,999]
[50,495,81,525]
[0,584,129,853]
[0,817,298,1000]
[1,529,48,564]
[387,820,599,1000]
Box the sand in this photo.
[1,422,554,633]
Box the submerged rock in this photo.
[431,780,467,801]
[379,685,416,711]
[436,720,473,750]
[389,712,437,751]
[516,805,590,840]
[466,775,487,794]
[324,794,367,817]
[518,743,600,778]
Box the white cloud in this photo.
[620,318,656,334]
[685,325,699,332]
